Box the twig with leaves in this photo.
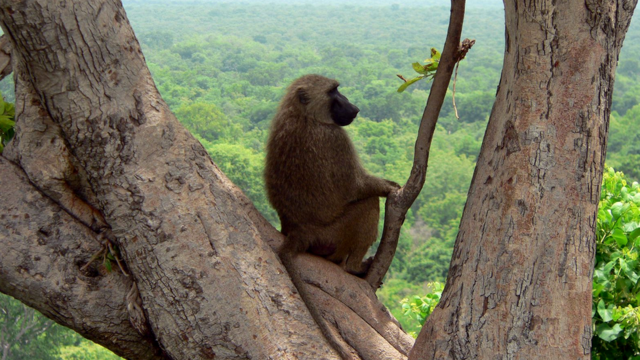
[396,48,442,93]
[366,0,469,290]
[397,39,475,120]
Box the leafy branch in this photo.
[396,39,475,94]
[365,1,468,290]
[396,48,441,93]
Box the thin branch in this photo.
[107,240,130,276]
[366,0,467,290]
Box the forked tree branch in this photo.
[366,0,467,289]
[0,158,164,360]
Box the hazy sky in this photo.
[127,0,504,8]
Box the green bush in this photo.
[400,281,443,337]
[592,168,640,360]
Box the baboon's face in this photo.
[328,87,360,126]
[294,75,360,127]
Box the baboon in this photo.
[265,74,398,358]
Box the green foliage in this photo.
[397,48,441,93]
[405,236,454,283]
[175,102,241,142]
[201,139,279,225]
[0,293,123,359]
[59,339,123,360]
[0,92,15,153]
[1,293,60,360]
[606,107,640,182]
[592,168,640,359]
[376,278,425,334]
[399,281,444,337]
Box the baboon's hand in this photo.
[385,179,401,193]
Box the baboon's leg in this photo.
[326,197,380,275]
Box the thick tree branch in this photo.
[296,255,414,358]
[3,51,108,234]
[366,0,467,289]
[0,157,164,360]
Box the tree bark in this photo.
[0,35,11,81]
[411,0,636,358]
[0,157,164,359]
[0,1,410,359]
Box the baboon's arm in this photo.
[354,174,399,200]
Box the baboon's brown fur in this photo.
[265,74,397,275]
[265,74,398,359]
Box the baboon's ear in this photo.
[297,88,310,105]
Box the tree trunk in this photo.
[411,0,636,358]
[0,1,410,359]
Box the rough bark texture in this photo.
[297,255,414,358]
[411,0,636,359]
[0,1,411,359]
[0,158,164,360]
[0,35,11,81]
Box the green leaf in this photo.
[612,228,628,247]
[624,222,640,233]
[604,261,616,274]
[412,62,428,75]
[611,202,628,220]
[629,227,640,243]
[0,116,14,133]
[397,76,424,93]
[620,260,640,283]
[593,281,605,297]
[424,62,438,72]
[597,299,614,322]
[612,306,623,322]
[596,323,623,342]
[598,206,613,226]
[430,48,441,61]
[104,259,112,272]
